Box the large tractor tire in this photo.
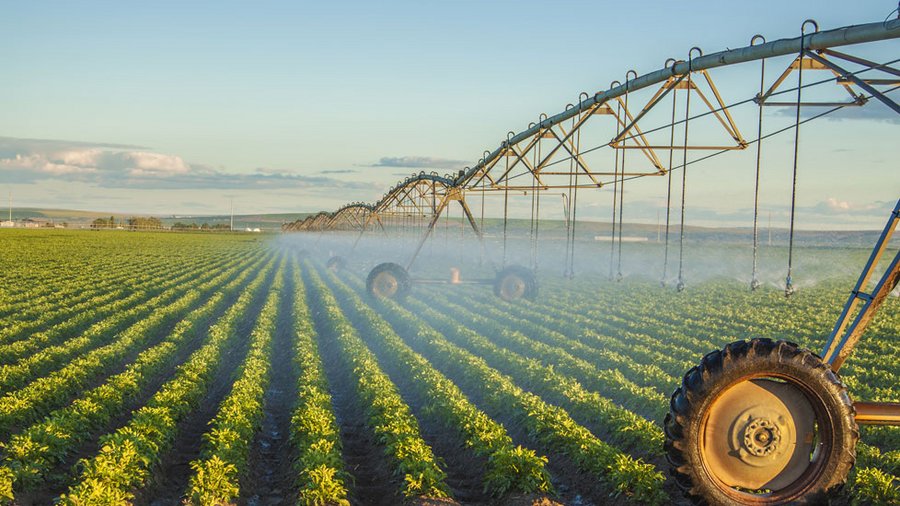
[665,339,857,505]
[326,255,347,271]
[493,265,538,302]
[366,262,411,299]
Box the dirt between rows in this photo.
[303,266,404,506]
[319,271,489,505]
[136,267,277,506]
[364,292,629,506]
[241,267,301,505]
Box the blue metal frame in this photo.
[821,198,900,370]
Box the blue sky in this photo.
[1,1,898,228]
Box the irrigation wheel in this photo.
[493,265,537,302]
[366,262,411,299]
[665,339,858,505]
[327,255,347,271]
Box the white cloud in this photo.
[0,136,371,191]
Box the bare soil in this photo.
[241,268,300,505]
[303,267,403,506]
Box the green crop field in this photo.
[0,229,896,505]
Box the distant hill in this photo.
[3,207,888,247]
[6,208,314,231]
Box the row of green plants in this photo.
[0,253,262,438]
[407,290,666,458]
[0,239,228,329]
[360,281,667,504]
[305,266,451,499]
[0,250,142,318]
[0,251,213,346]
[432,293,668,423]
[288,264,350,505]
[185,265,284,504]
[0,251,250,366]
[456,291,676,396]
[321,268,553,497]
[0,254,243,392]
[0,254,268,502]
[533,277,900,499]
[463,288,695,388]
[57,256,279,505]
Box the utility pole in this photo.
[229,197,234,232]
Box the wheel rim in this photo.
[701,377,823,497]
[499,274,526,300]
[372,271,399,297]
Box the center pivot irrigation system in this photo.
[284,16,900,504]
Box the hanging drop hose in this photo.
[569,113,581,279]
[564,125,574,278]
[751,35,766,291]
[662,70,678,287]
[502,155,510,268]
[609,84,622,281]
[617,74,634,282]
[786,22,815,298]
[677,50,700,293]
[535,164,541,272]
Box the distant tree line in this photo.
[91,216,164,230]
[171,222,231,231]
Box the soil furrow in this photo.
[135,267,277,506]
[302,268,401,506]
[242,265,300,506]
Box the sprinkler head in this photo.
[676,279,685,292]
[659,279,667,288]
[750,278,761,291]
[785,282,794,298]
[616,272,623,282]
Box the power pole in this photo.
[229,198,234,232]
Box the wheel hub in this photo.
[742,418,782,457]
[500,275,525,300]
[702,378,817,491]
[372,272,398,297]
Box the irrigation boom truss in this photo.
[285,17,899,504]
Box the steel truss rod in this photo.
[459,19,900,188]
